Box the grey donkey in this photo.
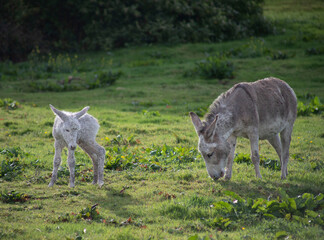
[49,105,105,187]
[190,77,297,181]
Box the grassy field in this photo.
[1,0,324,239]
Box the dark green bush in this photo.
[271,50,290,60]
[1,0,272,61]
[97,71,122,85]
[305,47,324,56]
[0,1,43,62]
[195,55,235,80]
[26,70,121,92]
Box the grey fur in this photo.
[49,105,105,187]
[190,77,297,180]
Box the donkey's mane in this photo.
[202,84,240,129]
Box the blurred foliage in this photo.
[297,95,324,116]
[0,0,272,62]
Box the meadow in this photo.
[1,0,324,239]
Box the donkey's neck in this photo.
[214,111,235,140]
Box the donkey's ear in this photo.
[49,104,68,122]
[189,112,203,135]
[74,106,90,119]
[205,115,218,138]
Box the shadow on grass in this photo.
[83,185,142,220]
[218,174,323,200]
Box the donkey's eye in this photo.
[65,129,70,132]
[207,152,214,158]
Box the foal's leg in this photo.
[79,140,105,187]
[79,141,98,184]
[67,148,76,188]
[280,126,293,179]
[267,134,282,165]
[249,133,262,179]
[225,136,237,180]
[49,140,64,187]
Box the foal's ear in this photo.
[189,112,203,135]
[49,104,68,122]
[74,106,90,119]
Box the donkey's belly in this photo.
[258,117,288,139]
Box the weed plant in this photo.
[0,190,30,203]
[0,98,20,110]
[297,95,324,116]
[193,55,235,80]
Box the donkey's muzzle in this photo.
[70,145,77,150]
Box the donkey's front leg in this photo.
[249,134,262,179]
[49,141,63,187]
[67,149,76,188]
[225,136,237,180]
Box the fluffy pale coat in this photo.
[190,77,297,180]
[49,105,105,187]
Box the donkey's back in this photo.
[233,77,297,140]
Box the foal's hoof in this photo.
[98,181,104,188]
[224,175,232,181]
[48,182,54,187]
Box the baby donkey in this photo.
[49,104,105,187]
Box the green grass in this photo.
[1,0,324,239]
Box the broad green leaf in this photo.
[223,190,243,202]
[224,220,232,227]
[252,198,266,209]
[263,213,276,219]
[305,210,318,218]
[315,193,324,202]
[311,96,320,106]
[275,231,288,239]
[187,235,199,240]
[288,198,297,211]
[213,201,233,213]
[279,188,290,201]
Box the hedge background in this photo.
[0,0,272,62]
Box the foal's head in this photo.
[190,112,230,180]
[50,105,89,151]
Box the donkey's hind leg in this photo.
[249,132,262,179]
[79,140,105,186]
[267,134,282,165]
[280,125,293,179]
